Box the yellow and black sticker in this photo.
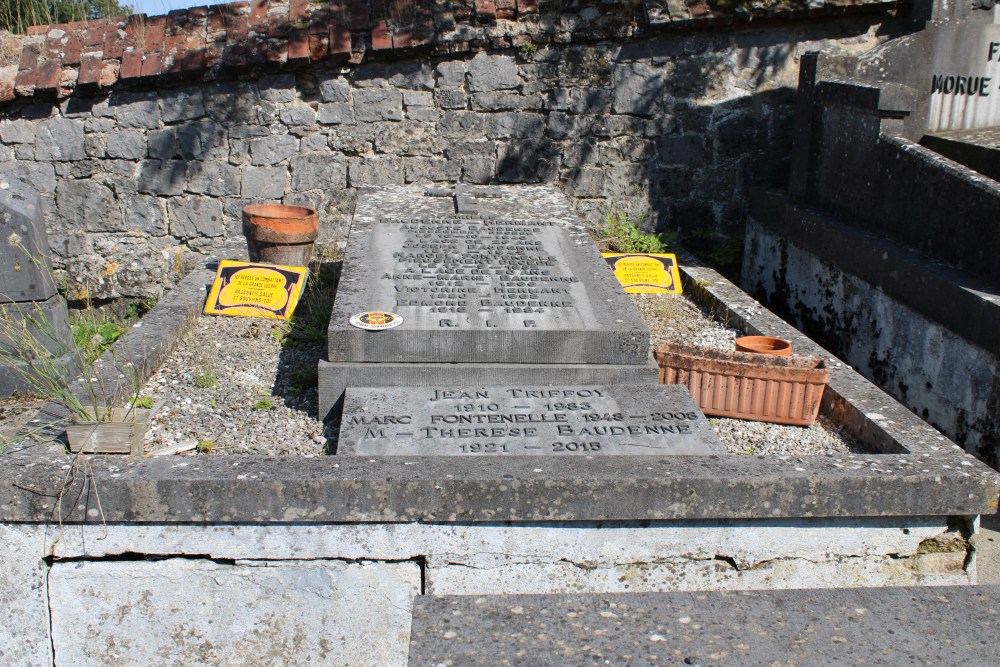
[204,260,308,320]
[602,253,682,294]
[349,311,403,331]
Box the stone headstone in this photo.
[337,384,724,456]
[318,185,658,419]
[0,176,58,303]
[0,175,77,396]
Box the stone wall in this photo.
[0,2,899,300]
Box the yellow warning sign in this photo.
[204,260,308,320]
[602,253,682,294]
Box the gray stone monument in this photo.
[317,185,659,419]
[338,384,725,456]
[0,175,77,396]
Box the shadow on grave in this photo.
[272,257,342,454]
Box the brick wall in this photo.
[0,0,904,299]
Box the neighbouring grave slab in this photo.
[338,384,725,456]
[407,586,1000,666]
[319,185,658,418]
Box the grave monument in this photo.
[318,185,661,420]
[0,175,77,396]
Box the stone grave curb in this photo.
[0,254,997,524]
[407,585,1000,665]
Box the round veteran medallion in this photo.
[349,311,404,331]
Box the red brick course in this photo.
[3,0,905,101]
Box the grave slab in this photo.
[338,384,725,456]
[319,184,657,418]
[328,185,649,364]
[408,586,1000,666]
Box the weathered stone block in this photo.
[137,160,188,196]
[468,52,520,92]
[177,122,228,161]
[123,194,169,235]
[486,112,545,139]
[497,140,560,182]
[473,91,543,111]
[318,102,355,125]
[612,62,665,115]
[186,161,241,197]
[204,82,258,123]
[241,165,287,199]
[112,92,161,129]
[56,178,121,232]
[84,134,106,158]
[289,153,346,191]
[105,130,147,159]
[374,122,444,156]
[434,87,468,109]
[168,196,225,239]
[328,125,375,155]
[34,118,86,161]
[353,88,404,122]
[0,119,37,144]
[279,105,317,127]
[147,128,177,159]
[48,559,420,667]
[158,88,206,123]
[438,111,487,137]
[436,60,467,86]
[0,161,56,194]
[250,135,299,166]
[84,117,115,133]
[355,61,434,91]
[404,157,463,183]
[258,73,297,103]
[347,157,405,186]
[318,76,351,103]
[656,134,707,165]
[402,90,433,107]
[407,107,441,123]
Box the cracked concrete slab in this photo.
[48,558,420,667]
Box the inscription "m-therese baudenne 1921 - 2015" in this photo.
[379,215,579,326]
[338,385,726,457]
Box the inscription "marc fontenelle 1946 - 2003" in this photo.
[338,385,726,457]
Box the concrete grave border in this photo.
[0,252,997,524]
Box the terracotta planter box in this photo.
[654,342,830,426]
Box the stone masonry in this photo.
[0,0,898,300]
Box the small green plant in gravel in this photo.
[520,42,538,57]
[595,209,675,253]
[129,395,154,409]
[192,357,218,389]
[196,439,215,454]
[252,398,274,411]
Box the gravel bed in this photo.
[141,316,328,456]
[139,289,861,457]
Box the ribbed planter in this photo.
[242,204,320,266]
[654,342,830,426]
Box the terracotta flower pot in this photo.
[654,341,830,426]
[242,204,320,267]
[735,335,791,356]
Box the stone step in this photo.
[749,188,1000,358]
[408,585,1000,666]
[921,126,1000,183]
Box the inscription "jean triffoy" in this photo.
[337,385,725,457]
